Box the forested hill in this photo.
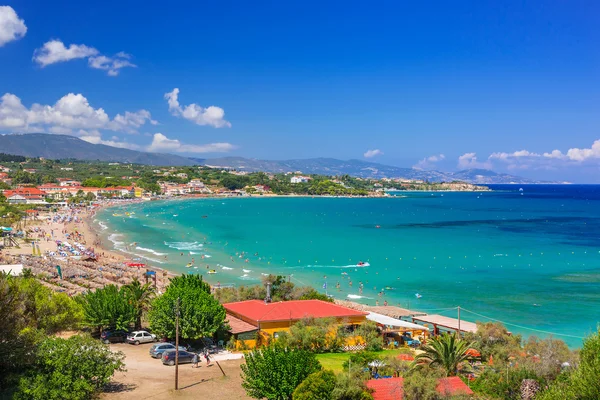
[0,134,195,166]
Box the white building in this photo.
[291,176,311,184]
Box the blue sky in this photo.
[0,1,599,181]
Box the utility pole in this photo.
[175,297,180,390]
[457,306,461,336]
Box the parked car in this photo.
[161,350,196,366]
[149,343,186,358]
[100,330,129,344]
[126,330,156,345]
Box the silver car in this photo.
[126,330,156,345]
[149,343,186,358]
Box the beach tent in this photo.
[0,264,24,276]
[366,312,430,331]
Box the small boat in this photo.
[357,261,365,266]
[384,286,395,290]
[415,293,422,299]
[185,263,193,268]
[201,215,208,218]
[208,269,217,274]
[375,225,381,229]
[112,213,123,217]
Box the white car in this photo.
[126,330,156,345]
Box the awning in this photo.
[226,315,258,335]
[367,312,429,331]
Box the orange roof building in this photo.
[223,299,368,348]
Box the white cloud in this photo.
[33,39,134,76]
[0,6,27,47]
[364,149,383,158]
[565,140,600,162]
[88,54,136,76]
[457,139,600,172]
[33,40,98,66]
[414,153,445,169]
[0,92,155,135]
[489,150,540,160]
[147,133,235,154]
[457,152,492,170]
[165,88,231,128]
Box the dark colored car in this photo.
[100,330,129,344]
[161,350,196,366]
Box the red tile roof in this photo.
[226,315,259,334]
[223,300,368,323]
[367,377,473,400]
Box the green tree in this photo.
[122,277,155,330]
[470,367,544,400]
[537,328,600,400]
[15,335,124,400]
[293,370,336,400]
[414,333,474,376]
[77,285,135,333]
[148,274,225,339]
[242,346,322,400]
[351,321,383,352]
[331,368,373,400]
[403,370,441,400]
[278,317,344,353]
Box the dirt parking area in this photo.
[101,343,251,399]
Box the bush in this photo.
[241,346,322,399]
[293,370,336,400]
[14,334,124,400]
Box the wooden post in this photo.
[215,360,226,377]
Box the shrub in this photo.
[292,370,336,400]
[241,346,321,400]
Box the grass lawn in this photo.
[316,349,408,373]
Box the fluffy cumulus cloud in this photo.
[0,6,27,47]
[165,88,231,128]
[414,153,445,170]
[457,152,492,170]
[363,149,383,158]
[33,40,135,76]
[0,92,155,135]
[457,139,600,171]
[147,133,235,153]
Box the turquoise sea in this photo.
[95,185,600,347]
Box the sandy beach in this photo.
[0,202,173,295]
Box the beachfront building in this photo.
[223,299,368,349]
[367,376,473,399]
[291,175,311,184]
[3,188,46,204]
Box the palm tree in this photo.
[414,333,474,376]
[122,278,155,330]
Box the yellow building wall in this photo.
[233,315,368,350]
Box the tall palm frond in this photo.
[414,333,474,376]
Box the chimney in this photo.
[265,282,272,303]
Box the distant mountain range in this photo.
[0,133,195,166]
[0,133,549,183]
[190,157,549,184]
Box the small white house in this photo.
[291,176,311,184]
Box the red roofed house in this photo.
[366,376,473,399]
[223,299,368,348]
[3,188,46,204]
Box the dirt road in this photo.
[102,343,251,399]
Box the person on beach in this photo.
[204,351,210,366]
[192,353,199,368]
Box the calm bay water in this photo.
[96,185,600,346]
